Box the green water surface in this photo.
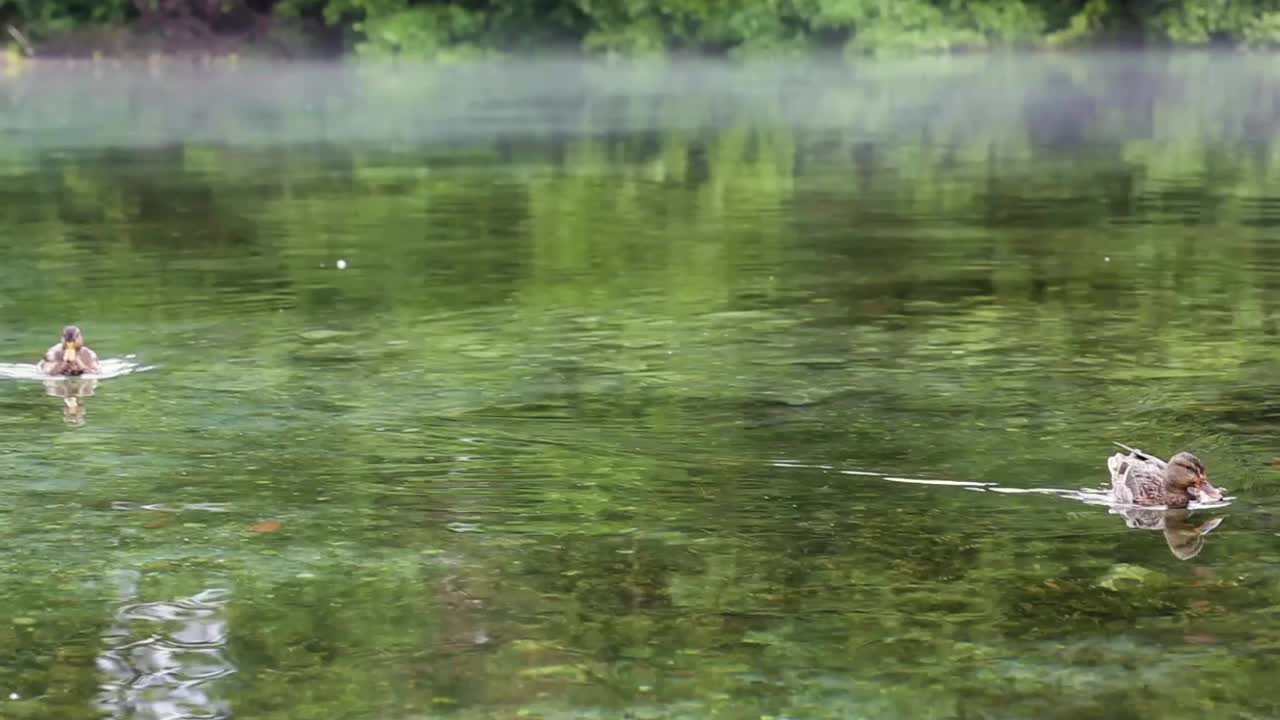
[0,53,1278,720]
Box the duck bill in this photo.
[63,342,78,364]
[1192,477,1223,502]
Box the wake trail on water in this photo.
[769,459,1233,511]
[0,357,155,381]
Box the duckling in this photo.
[39,325,100,376]
[1108,442,1223,508]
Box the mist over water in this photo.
[1,52,1278,149]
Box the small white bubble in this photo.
[336,259,348,270]
[1104,256,1111,262]
[8,693,18,700]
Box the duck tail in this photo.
[1107,452,1126,476]
[1111,441,1159,463]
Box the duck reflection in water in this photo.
[1115,508,1224,560]
[44,377,97,425]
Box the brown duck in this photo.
[39,325,100,376]
[1108,442,1223,508]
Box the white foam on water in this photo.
[987,487,1080,496]
[0,358,154,381]
[881,476,995,488]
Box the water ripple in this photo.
[96,574,235,720]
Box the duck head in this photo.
[1167,452,1223,503]
[61,325,83,364]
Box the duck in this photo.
[1107,442,1223,508]
[39,325,100,376]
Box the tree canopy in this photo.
[5,0,1280,58]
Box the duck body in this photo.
[38,325,100,376]
[1108,446,1183,507]
[1107,442,1222,508]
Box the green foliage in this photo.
[1241,10,1280,45]
[795,0,1047,56]
[1149,0,1280,44]
[571,0,805,54]
[1044,0,1111,46]
[9,0,1280,56]
[962,0,1047,39]
[0,0,130,37]
[353,4,483,57]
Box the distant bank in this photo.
[3,0,1280,61]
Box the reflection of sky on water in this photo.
[96,571,235,720]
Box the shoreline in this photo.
[2,43,1271,67]
[0,20,1268,65]
[2,18,341,62]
